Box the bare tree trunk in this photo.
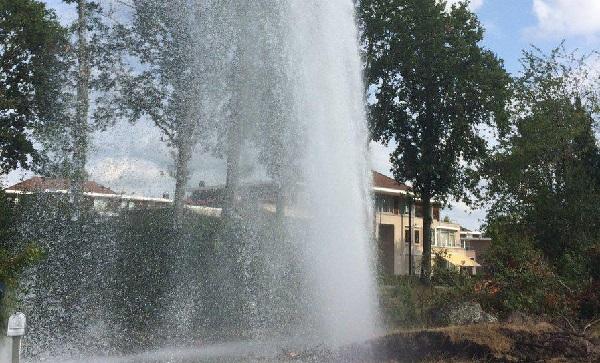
[173,130,193,230]
[71,0,90,220]
[223,31,245,220]
[275,181,285,221]
[421,194,433,283]
[223,107,242,219]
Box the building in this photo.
[460,228,492,267]
[5,174,485,275]
[3,177,220,217]
[373,171,480,275]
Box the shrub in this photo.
[379,275,440,328]
[476,233,572,318]
[0,191,43,325]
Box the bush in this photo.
[475,232,572,318]
[0,191,43,326]
[379,275,440,328]
[431,251,472,288]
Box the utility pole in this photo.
[408,196,413,276]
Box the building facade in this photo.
[373,171,480,275]
[3,177,221,217]
[6,174,485,275]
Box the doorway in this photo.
[378,224,395,275]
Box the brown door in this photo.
[378,224,395,275]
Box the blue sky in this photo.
[7,0,600,230]
[475,0,600,74]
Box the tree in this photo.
[0,0,67,175]
[33,0,130,219]
[0,190,43,325]
[123,0,228,227]
[478,221,570,317]
[485,45,600,284]
[359,0,510,280]
[220,1,280,219]
[69,0,92,219]
[223,0,302,220]
[252,2,302,221]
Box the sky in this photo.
[373,0,600,229]
[4,0,600,230]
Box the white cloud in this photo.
[445,0,484,11]
[529,0,600,39]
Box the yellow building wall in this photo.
[374,211,461,275]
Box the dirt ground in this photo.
[279,322,600,362]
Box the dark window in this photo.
[376,195,397,214]
[399,199,408,214]
[414,230,420,244]
[415,205,423,218]
[404,228,410,243]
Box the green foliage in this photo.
[477,226,571,317]
[0,191,44,325]
[33,0,131,178]
[108,208,223,350]
[379,276,435,328]
[431,252,471,288]
[0,245,43,289]
[0,0,68,174]
[8,194,308,355]
[359,0,510,202]
[118,0,233,149]
[359,0,510,278]
[484,45,600,315]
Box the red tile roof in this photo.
[5,177,116,195]
[372,171,410,191]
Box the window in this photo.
[415,205,423,218]
[436,229,457,247]
[414,230,420,244]
[398,200,408,214]
[404,228,410,243]
[376,195,397,214]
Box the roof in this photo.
[5,177,116,195]
[372,171,410,191]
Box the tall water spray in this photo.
[286,0,379,344]
[16,0,379,360]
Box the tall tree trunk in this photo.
[71,0,90,220]
[173,130,193,230]
[275,181,285,221]
[421,194,433,282]
[223,107,242,219]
